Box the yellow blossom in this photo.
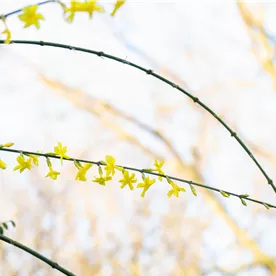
[137,176,156,197]
[2,28,11,44]
[111,0,125,17]
[167,182,186,197]
[65,1,105,22]
[104,155,122,176]
[27,154,39,166]
[54,142,70,164]
[119,170,137,190]
[75,163,93,181]
[0,142,14,149]
[14,155,32,173]
[0,142,14,148]
[18,5,45,29]
[0,159,6,170]
[1,18,11,44]
[92,167,112,186]
[45,166,60,180]
[153,160,165,181]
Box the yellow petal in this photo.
[0,160,6,170]
[2,142,14,148]
[13,165,21,171]
[167,190,173,197]
[105,155,115,165]
[17,155,25,164]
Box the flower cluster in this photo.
[1,0,126,43]
[1,141,274,209]
[65,0,105,22]
[0,141,188,198]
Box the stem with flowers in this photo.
[1,38,275,195]
[0,144,275,209]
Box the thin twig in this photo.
[0,39,275,194]
[0,234,76,276]
[2,0,58,19]
[0,147,275,209]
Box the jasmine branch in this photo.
[0,39,275,195]
[0,146,275,209]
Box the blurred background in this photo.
[1,0,276,275]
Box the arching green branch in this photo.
[0,234,76,276]
[0,146,275,209]
[0,39,275,195]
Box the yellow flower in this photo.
[75,163,93,181]
[137,176,156,197]
[18,5,45,29]
[1,18,11,44]
[104,155,122,176]
[167,182,186,198]
[0,159,6,170]
[1,142,14,148]
[0,142,14,148]
[119,170,137,190]
[14,155,32,173]
[27,154,39,166]
[111,0,125,17]
[45,166,60,180]
[92,172,112,186]
[153,160,165,181]
[65,1,105,22]
[2,28,11,44]
[54,142,70,164]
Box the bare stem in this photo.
[0,234,76,276]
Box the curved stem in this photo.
[0,39,275,195]
[0,0,275,196]
[0,234,76,276]
[0,147,275,209]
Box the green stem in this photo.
[0,147,275,209]
[0,39,275,195]
[0,234,76,276]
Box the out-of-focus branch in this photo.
[37,74,276,273]
[39,74,163,160]
[237,1,276,90]
[192,129,276,274]
[8,42,273,271]
[204,261,263,275]
[249,143,276,165]
[105,39,276,272]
